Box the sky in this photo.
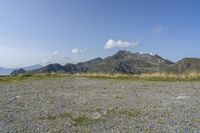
[0,0,200,68]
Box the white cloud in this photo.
[72,48,87,54]
[53,51,59,56]
[41,51,69,65]
[154,26,163,35]
[104,39,140,49]
[149,52,154,56]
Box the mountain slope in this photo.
[76,57,104,72]
[10,68,26,75]
[10,50,200,75]
[166,58,200,73]
[7,65,42,75]
[0,64,43,75]
[26,50,174,74]
[0,67,15,75]
[31,63,65,73]
[23,64,42,71]
[75,50,173,74]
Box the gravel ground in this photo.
[0,77,200,133]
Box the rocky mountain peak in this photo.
[9,50,200,75]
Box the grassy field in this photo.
[74,72,200,82]
[0,73,70,83]
[1,72,200,83]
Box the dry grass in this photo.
[74,72,200,81]
[140,72,200,81]
[1,72,200,83]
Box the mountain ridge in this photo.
[0,64,42,75]
[10,50,200,75]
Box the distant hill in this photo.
[9,50,200,75]
[23,64,42,71]
[165,58,200,73]
[7,64,43,75]
[76,57,104,72]
[0,67,15,75]
[10,68,26,75]
[31,63,64,73]
[77,50,174,74]
[21,50,174,74]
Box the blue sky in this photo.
[0,0,200,68]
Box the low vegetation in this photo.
[40,112,73,121]
[40,112,101,126]
[1,72,200,83]
[0,73,70,83]
[75,72,200,81]
[118,108,142,117]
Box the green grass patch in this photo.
[101,107,142,118]
[115,96,123,99]
[40,112,73,121]
[192,118,200,123]
[118,108,142,117]
[73,115,92,126]
[46,115,57,121]
[40,112,100,126]
[59,112,73,119]
[157,119,166,125]
[16,102,26,108]
[2,72,200,83]
[0,73,71,83]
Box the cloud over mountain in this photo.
[72,48,87,54]
[41,51,69,65]
[104,39,140,49]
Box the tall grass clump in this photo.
[143,72,200,81]
[74,73,133,80]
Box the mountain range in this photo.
[0,64,42,75]
[10,50,200,75]
[0,67,15,75]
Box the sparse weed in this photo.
[157,119,165,124]
[115,96,123,99]
[40,112,73,121]
[118,108,142,117]
[16,102,25,108]
[192,118,200,123]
